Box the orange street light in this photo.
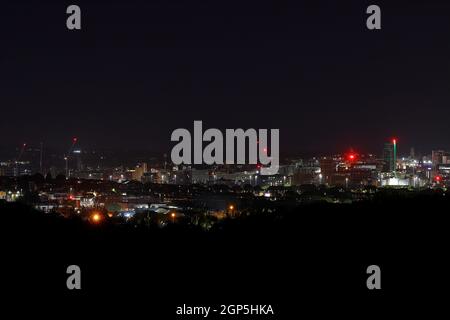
[91,213,102,223]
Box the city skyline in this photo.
[2,136,448,185]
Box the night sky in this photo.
[1,0,450,156]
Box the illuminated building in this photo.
[191,169,211,184]
[382,141,397,172]
[292,165,320,185]
[432,150,449,166]
[132,162,148,181]
[319,157,336,185]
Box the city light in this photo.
[346,151,358,162]
[91,212,102,223]
[2,137,449,218]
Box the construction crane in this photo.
[16,143,27,162]
[65,137,78,178]
[14,143,27,176]
[39,142,44,174]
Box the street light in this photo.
[91,212,102,223]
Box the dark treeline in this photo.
[1,191,448,317]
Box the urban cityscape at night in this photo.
[0,138,449,228]
[2,0,450,317]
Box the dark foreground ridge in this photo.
[1,191,448,317]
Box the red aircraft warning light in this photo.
[347,153,357,162]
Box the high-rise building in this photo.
[432,150,445,166]
[73,150,84,172]
[431,150,450,177]
[382,141,396,172]
[132,163,148,181]
[319,157,336,185]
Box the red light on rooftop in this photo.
[347,153,357,161]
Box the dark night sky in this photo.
[1,0,450,156]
